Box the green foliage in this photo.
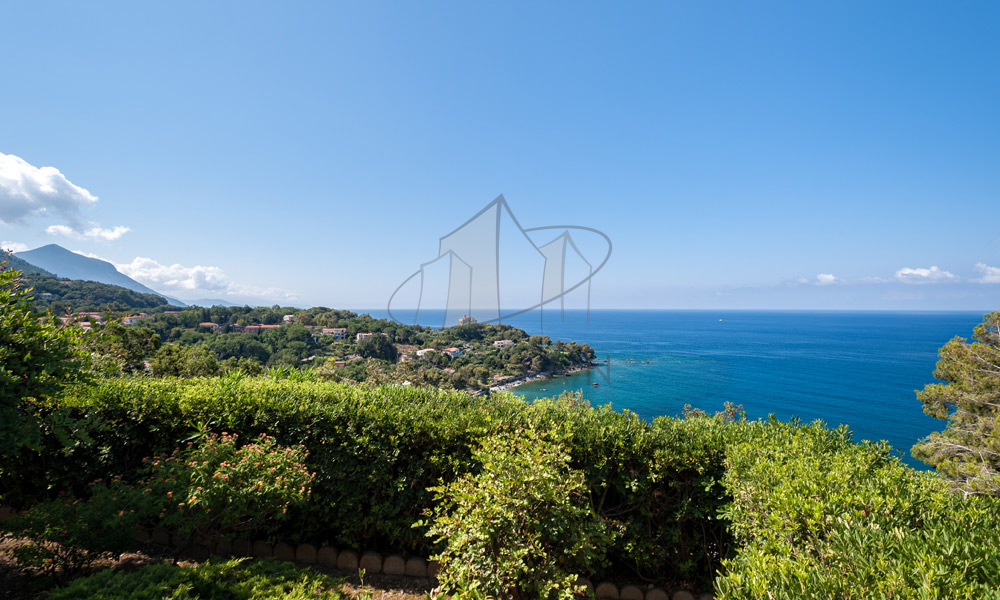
[913,311,1000,496]
[87,321,161,374]
[356,333,398,362]
[132,432,315,549]
[422,429,608,599]
[152,343,220,377]
[0,266,87,458]
[46,557,346,599]
[2,433,314,578]
[9,378,730,584]
[716,418,1000,599]
[1,480,139,576]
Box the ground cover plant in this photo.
[44,557,346,600]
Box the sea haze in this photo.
[366,308,985,468]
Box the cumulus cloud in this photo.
[0,152,97,227]
[2,240,28,252]
[973,263,1000,284]
[116,257,229,293]
[815,273,838,285]
[115,256,296,301]
[0,152,129,240]
[46,224,131,241]
[894,266,956,284]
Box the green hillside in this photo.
[1,250,56,278]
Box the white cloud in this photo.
[1,152,129,241]
[115,256,296,301]
[46,224,131,241]
[815,273,838,285]
[0,152,97,227]
[116,257,228,293]
[973,262,1000,284]
[894,266,956,284]
[1,240,28,252]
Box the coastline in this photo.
[489,363,593,393]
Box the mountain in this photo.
[1,250,57,278]
[15,244,186,306]
[186,298,237,307]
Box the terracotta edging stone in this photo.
[337,549,359,570]
[405,557,427,577]
[360,551,383,573]
[620,584,644,600]
[317,546,338,568]
[53,521,724,599]
[273,542,295,561]
[295,543,317,564]
[252,540,272,557]
[383,554,406,575]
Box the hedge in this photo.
[6,376,999,596]
[2,376,733,586]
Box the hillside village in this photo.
[54,302,595,392]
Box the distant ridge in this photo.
[14,244,186,307]
[187,298,238,307]
[1,250,56,278]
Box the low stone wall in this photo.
[1,506,713,600]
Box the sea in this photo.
[365,309,986,468]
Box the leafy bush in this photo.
[6,378,731,585]
[46,557,346,599]
[715,418,1000,599]
[1,480,139,576]
[1,433,313,575]
[132,432,315,550]
[0,265,87,458]
[423,429,609,599]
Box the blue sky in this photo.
[1,1,998,310]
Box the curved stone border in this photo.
[0,506,714,599]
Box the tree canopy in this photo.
[913,311,1000,496]
[0,266,87,457]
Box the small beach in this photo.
[489,363,592,393]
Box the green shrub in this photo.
[132,432,315,550]
[46,557,346,599]
[715,418,1000,599]
[1,433,313,575]
[1,264,87,459]
[5,377,731,585]
[422,429,609,599]
[1,480,138,577]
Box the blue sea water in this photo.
[365,308,986,468]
